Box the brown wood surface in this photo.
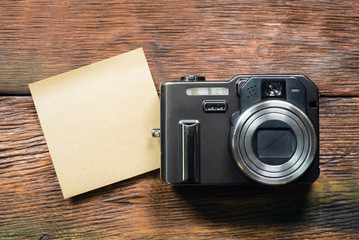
[0,0,358,95]
[0,96,358,239]
[1,0,359,239]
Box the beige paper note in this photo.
[29,48,160,198]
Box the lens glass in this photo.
[254,129,296,165]
[250,120,297,165]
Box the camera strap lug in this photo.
[151,129,161,138]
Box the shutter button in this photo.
[180,75,205,82]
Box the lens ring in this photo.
[232,102,314,184]
[239,110,305,173]
[240,111,309,178]
[230,100,317,185]
[242,112,305,174]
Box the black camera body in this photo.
[160,75,319,185]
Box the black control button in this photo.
[202,100,228,112]
[180,75,205,82]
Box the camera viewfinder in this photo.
[263,81,285,98]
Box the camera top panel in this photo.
[160,74,318,114]
[238,76,307,112]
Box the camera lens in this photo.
[230,100,317,185]
[263,81,284,97]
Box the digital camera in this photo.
[160,75,319,185]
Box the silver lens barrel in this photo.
[230,100,317,185]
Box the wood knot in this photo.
[256,44,271,58]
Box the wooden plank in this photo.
[0,1,358,96]
[0,96,358,239]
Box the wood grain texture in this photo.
[0,96,358,239]
[0,0,358,95]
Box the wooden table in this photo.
[1,1,358,239]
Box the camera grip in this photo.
[179,120,200,183]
